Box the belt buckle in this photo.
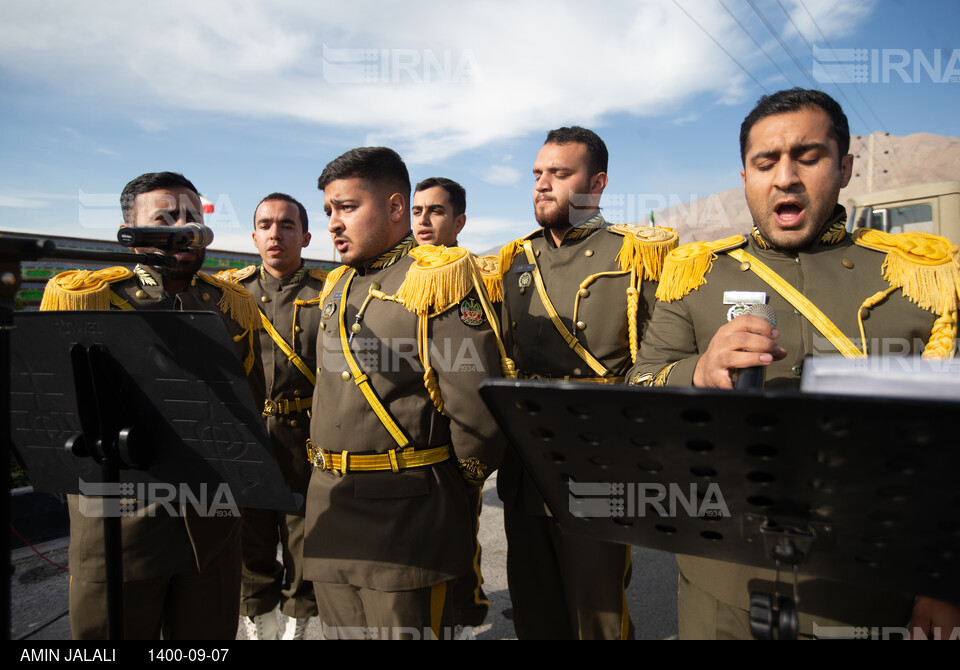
[263,399,278,417]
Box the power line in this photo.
[672,0,769,94]
[744,0,818,88]
[719,0,798,88]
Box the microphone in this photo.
[117,223,214,251]
[735,303,778,391]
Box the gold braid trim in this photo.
[198,272,261,332]
[457,457,489,486]
[923,311,958,360]
[214,265,257,283]
[626,286,639,365]
[40,267,133,311]
[318,265,351,304]
[655,235,746,302]
[395,246,473,317]
[610,224,679,281]
[474,254,502,303]
[854,229,960,316]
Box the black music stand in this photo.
[9,311,297,639]
[480,378,960,639]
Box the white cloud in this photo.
[482,165,522,186]
[0,0,868,163]
[0,195,48,208]
[459,216,530,255]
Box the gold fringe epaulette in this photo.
[198,272,261,332]
[40,267,133,311]
[474,254,502,303]
[309,267,329,282]
[319,265,350,304]
[655,235,747,302]
[496,237,527,281]
[609,224,680,281]
[395,245,474,316]
[853,229,960,315]
[214,265,257,283]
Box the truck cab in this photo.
[846,180,960,245]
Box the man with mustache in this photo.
[495,126,678,639]
[631,88,960,638]
[41,171,264,639]
[303,147,506,638]
[218,193,324,639]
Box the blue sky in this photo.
[0,0,957,260]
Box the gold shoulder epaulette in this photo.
[474,254,502,303]
[609,224,680,281]
[309,267,328,282]
[656,235,747,302]
[318,265,350,304]
[854,229,960,316]
[40,267,133,312]
[395,245,474,316]
[214,265,257,284]
[198,272,261,331]
[496,236,528,279]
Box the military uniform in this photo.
[217,263,325,624]
[630,208,960,638]
[302,235,508,639]
[40,264,264,640]
[496,211,678,639]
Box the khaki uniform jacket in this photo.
[498,214,659,512]
[225,264,324,502]
[303,236,506,592]
[630,218,954,630]
[45,265,265,582]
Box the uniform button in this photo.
[371,282,381,291]
[795,257,801,265]
[289,419,298,428]
[576,321,586,330]
[202,293,211,302]
[572,368,582,376]
[294,390,301,397]
[135,290,148,299]
[584,249,594,257]
[261,295,270,303]
[295,326,302,333]
[519,287,526,295]
[739,262,751,272]
[535,250,541,257]
[579,288,590,298]
[842,258,854,269]
[859,307,870,320]
[793,309,800,315]
[341,370,351,381]
[320,322,326,331]
[792,364,803,376]
[512,321,517,329]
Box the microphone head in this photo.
[744,302,777,328]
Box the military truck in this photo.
[846,180,960,245]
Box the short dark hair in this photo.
[255,192,309,233]
[414,177,466,218]
[317,147,410,200]
[120,172,199,224]
[740,88,850,165]
[544,126,608,176]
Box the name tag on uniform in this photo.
[513,264,535,273]
[723,291,767,321]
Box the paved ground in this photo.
[9,474,679,641]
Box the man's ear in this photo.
[301,232,312,249]
[454,214,466,236]
[387,192,405,224]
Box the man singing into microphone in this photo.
[629,88,959,638]
[41,171,265,639]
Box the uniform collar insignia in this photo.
[259,262,308,285]
[563,210,607,242]
[370,232,416,270]
[134,265,160,287]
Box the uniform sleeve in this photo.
[430,294,507,485]
[630,296,702,387]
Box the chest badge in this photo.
[459,297,486,327]
[518,271,533,288]
[723,291,767,321]
[322,301,337,320]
